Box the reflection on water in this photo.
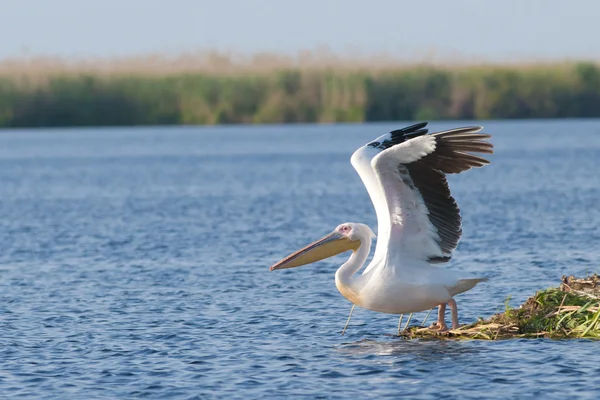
[339,338,482,361]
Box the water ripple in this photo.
[0,122,599,398]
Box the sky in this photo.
[1,0,599,62]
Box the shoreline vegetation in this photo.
[400,275,600,340]
[1,52,600,128]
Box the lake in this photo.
[0,120,599,398]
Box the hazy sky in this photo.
[1,0,598,61]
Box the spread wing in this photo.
[350,123,429,271]
[365,123,493,264]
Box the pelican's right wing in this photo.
[370,125,493,265]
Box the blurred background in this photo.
[1,0,600,128]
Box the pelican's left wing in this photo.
[370,125,493,264]
[350,123,429,270]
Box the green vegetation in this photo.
[400,275,600,340]
[1,57,600,128]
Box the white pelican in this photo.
[270,122,493,331]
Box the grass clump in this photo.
[400,275,600,340]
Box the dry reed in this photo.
[399,275,600,340]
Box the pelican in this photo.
[270,122,493,331]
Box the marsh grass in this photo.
[399,275,600,340]
[0,51,600,127]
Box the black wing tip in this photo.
[387,122,429,146]
[389,121,429,136]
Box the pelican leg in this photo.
[429,303,448,331]
[341,305,355,335]
[421,308,433,327]
[402,313,413,331]
[448,298,459,329]
[397,314,404,335]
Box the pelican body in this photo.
[270,122,493,330]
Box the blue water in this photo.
[0,120,599,399]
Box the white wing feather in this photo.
[370,135,445,264]
[350,124,492,273]
[350,144,390,272]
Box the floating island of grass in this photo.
[400,275,600,340]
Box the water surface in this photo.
[1,120,599,398]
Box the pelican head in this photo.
[270,223,375,271]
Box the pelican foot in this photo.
[436,323,449,332]
[428,322,449,332]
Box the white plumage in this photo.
[271,122,493,331]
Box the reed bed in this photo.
[399,275,600,340]
[0,52,599,127]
